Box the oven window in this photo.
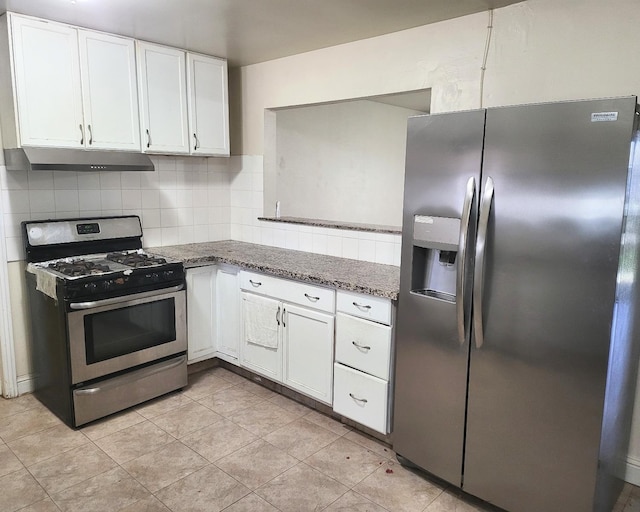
[84,298,176,364]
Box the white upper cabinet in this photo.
[2,13,229,156]
[9,15,84,148]
[5,13,140,151]
[137,42,189,154]
[78,30,140,151]
[187,53,229,156]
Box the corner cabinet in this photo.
[216,266,240,361]
[185,264,239,364]
[137,45,229,156]
[3,13,140,150]
[186,266,217,362]
[239,271,335,404]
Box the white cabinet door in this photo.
[78,29,140,150]
[240,292,282,381]
[10,15,84,148]
[187,53,229,156]
[137,42,189,154]
[217,267,240,361]
[186,266,217,362]
[283,303,334,404]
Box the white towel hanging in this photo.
[244,294,279,349]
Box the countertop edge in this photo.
[183,254,399,300]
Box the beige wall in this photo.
[233,0,640,157]
[273,100,421,226]
[231,10,487,155]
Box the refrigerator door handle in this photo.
[473,176,494,349]
[456,176,476,344]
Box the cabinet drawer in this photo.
[336,290,392,325]
[240,271,335,313]
[335,313,391,380]
[333,363,388,434]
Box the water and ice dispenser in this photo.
[410,215,460,302]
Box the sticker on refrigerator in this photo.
[591,112,618,122]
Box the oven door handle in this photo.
[69,284,184,310]
[74,355,187,395]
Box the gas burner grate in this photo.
[106,251,167,268]
[48,260,112,277]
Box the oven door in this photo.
[67,286,186,384]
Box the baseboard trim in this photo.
[624,455,640,486]
[16,374,35,395]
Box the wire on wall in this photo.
[479,9,494,109]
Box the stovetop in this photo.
[42,250,171,279]
[28,249,185,301]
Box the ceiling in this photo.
[0,0,524,67]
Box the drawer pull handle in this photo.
[249,279,262,287]
[305,293,320,302]
[349,393,368,404]
[352,341,371,351]
[353,302,372,310]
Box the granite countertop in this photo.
[151,240,400,300]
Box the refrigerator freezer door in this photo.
[464,97,637,512]
[394,109,485,485]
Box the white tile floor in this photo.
[0,366,637,512]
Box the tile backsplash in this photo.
[0,155,401,265]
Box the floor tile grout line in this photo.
[148,460,252,512]
[5,426,94,470]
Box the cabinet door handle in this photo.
[146,129,151,148]
[79,124,84,145]
[352,341,371,351]
[349,393,368,404]
[352,302,372,310]
[276,306,280,326]
[304,293,320,302]
[193,133,199,150]
[282,308,286,327]
[88,124,93,145]
[249,279,262,287]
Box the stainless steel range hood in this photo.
[4,147,155,172]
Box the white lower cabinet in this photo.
[240,271,335,404]
[283,304,334,403]
[187,266,394,430]
[334,290,394,434]
[216,266,240,361]
[186,266,216,362]
[186,264,240,364]
[333,363,389,433]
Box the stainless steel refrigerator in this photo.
[393,96,640,512]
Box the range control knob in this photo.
[84,282,97,293]
[163,270,174,280]
[102,280,113,291]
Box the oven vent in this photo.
[4,147,155,172]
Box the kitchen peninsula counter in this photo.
[151,240,400,300]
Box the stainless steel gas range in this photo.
[23,216,187,427]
